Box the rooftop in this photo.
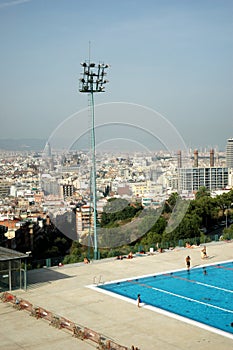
[0,246,28,261]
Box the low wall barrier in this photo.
[30,306,41,318]
[50,314,62,328]
[1,291,15,303]
[0,291,138,350]
[59,316,75,332]
[37,307,54,322]
[72,325,85,340]
[106,340,129,350]
[83,327,101,343]
[18,299,33,312]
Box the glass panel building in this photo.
[0,247,28,292]
[178,167,229,192]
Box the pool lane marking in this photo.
[170,274,233,294]
[214,265,233,271]
[127,280,233,314]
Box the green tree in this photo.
[0,225,7,245]
[221,224,233,240]
[189,196,218,228]
[195,186,210,200]
[215,192,233,218]
[162,213,201,242]
[140,216,167,246]
[100,199,142,227]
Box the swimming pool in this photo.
[95,260,233,338]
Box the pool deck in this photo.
[1,241,233,350]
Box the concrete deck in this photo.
[1,241,233,350]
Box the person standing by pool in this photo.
[186,255,191,270]
[137,294,141,307]
[201,245,207,259]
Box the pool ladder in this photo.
[93,275,104,285]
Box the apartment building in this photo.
[178,167,229,192]
[226,138,233,168]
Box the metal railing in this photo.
[26,233,224,270]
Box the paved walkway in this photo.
[1,241,233,350]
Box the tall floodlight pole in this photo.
[79,60,109,260]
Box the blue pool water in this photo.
[98,261,233,336]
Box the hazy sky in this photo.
[0,0,232,151]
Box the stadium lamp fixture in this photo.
[79,61,109,93]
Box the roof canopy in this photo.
[0,247,28,261]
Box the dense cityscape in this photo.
[0,138,233,263]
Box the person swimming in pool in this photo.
[203,267,207,275]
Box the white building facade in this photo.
[178,167,229,192]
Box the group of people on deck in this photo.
[185,245,208,271]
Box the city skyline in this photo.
[0,0,233,150]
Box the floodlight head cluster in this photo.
[79,61,109,93]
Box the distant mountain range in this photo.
[0,139,47,151]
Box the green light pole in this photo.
[79,61,109,260]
